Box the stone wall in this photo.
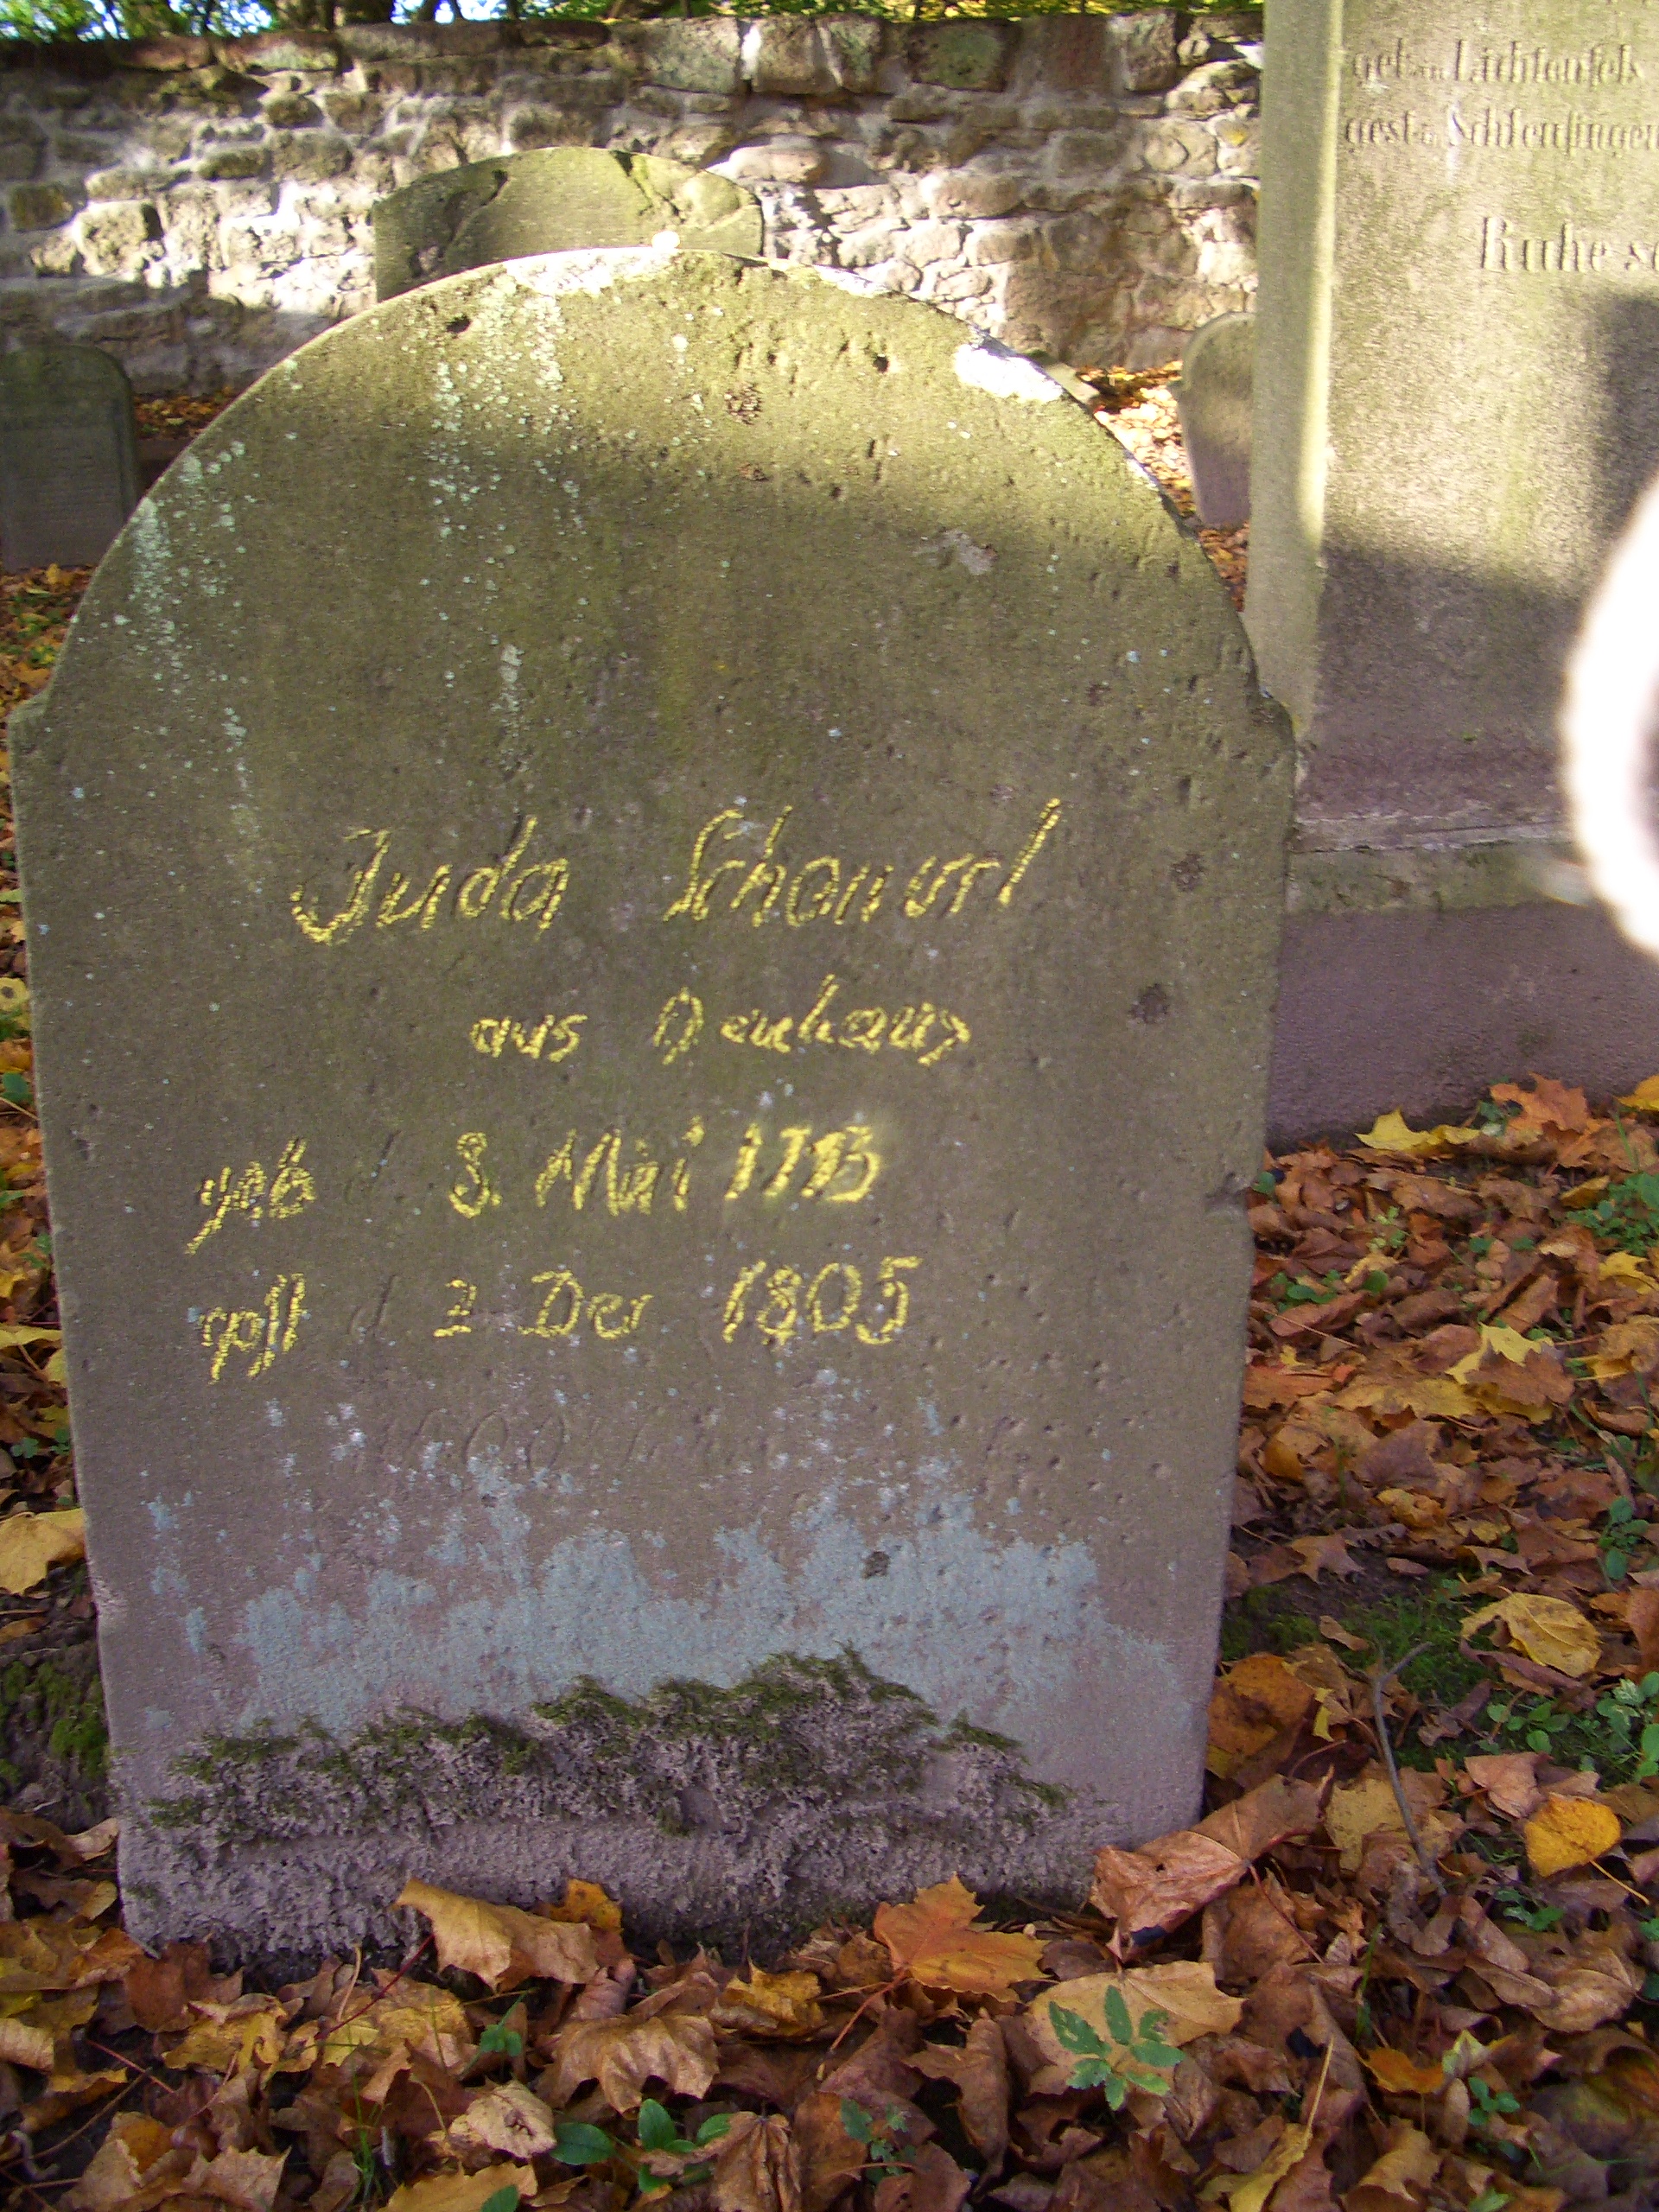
[0,10,1258,391]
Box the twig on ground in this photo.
[1371,1642,1444,1891]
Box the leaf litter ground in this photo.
[0,400,1656,2212]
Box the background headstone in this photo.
[0,346,138,571]
[372,148,761,302]
[1177,313,1253,530]
[14,248,1292,1958]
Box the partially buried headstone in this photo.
[372,147,761,302]
[0,346,138,571]
[13,248,1292,1959]
[1177,314,1253,531]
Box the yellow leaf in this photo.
[0,1510,85,1596]
[386,2164,534,2212]
[166,1993,290,2077]
[1524,1795,1623,1878]
[319,1980,474,2074]
[1464,1593,1600,1678]
[0,1326,60,1351]
[715,1966,825,2039]
[1599,1251,1655,1285]
[874,1876,1046,1998]
[1619,1075,1659,1110]
[1199,2120,1313,2211]
[396,1878,598,1993]
[1356,1110,1479,1158]
[41,1351,65,1384]
[1325,1776,1405,1873]
[1364,2046,1448,2096]
[1334,1374,1479,1420]
[541,1878,622,1934]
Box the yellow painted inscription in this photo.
[663,798,1062,929]
[187,1139,315,1254]
[655,976,969,1070]
[721,1254,919,1348]
[291,817,569,947]
[199,1273,305,1381]
[469,1013,587,1064]
[724,1122,880,1205]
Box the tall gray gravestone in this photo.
[14,248,1291,1957]
[1248,0,1659,1136]
[1177,314,1253,531]
[373,148,761,302]
[0,346,138,571]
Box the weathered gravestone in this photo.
[1176,314,1253,531]
[13,247,1292,1958]
[373,148,761,302]
[0,346,138,571]
[1249,0,1659,1134]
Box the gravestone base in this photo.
[1268,891,1659,1142]
[120,1654,1104,1966]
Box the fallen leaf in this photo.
[1356,1112,1478,1158]
[0,2012,54,2069]
[320,1980,474,2074]
[546,2008,717,2113]
[66,2113,181,2211]
[1089,1777,1323,1950]
[715,1967,825,2040]
[908,2014,1008,2165]
[1325,1775,1406,1873]
[0,1507,85,1595]
[1205,1653,1313,1779]
[1290,1530,1361,1582]
[712,2110,804,2212]
[1198,2118,1313,2210]
[167,1993,291,2077]
[396,1878,598,1993]
[1027,1961,1241,2089]
[1344,2123,1440,2212]
[874,1876,1046,1998]
[541,1878,623,1934]
[1524,1796,1623,1878]
[1465,1752,1544,1821]
[1465,1593,1601,1678]
[448,2081,557,2159]
[385,2164,534,2212]
[1364,2048,1449,2096]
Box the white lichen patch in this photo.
[953,341,1063,405]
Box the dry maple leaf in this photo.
[542,1877,623,1933]
[1089,1776,1323,1952]
[873,1875,1046,1997]
[166,1993,291,2079]
[909,2014,1009,2164]
[711,2109,804,2212]
[396,1877,598,1993]
[714,1965,825,2039]
[1290,1530,1361,1583]
[546,2008,717,2113]
[1345,2123,1441,2212]
[1363,2046,1450,2096]
[319,1980,474,2074]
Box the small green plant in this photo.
[477,2019,524,2061]
[1602,1497,1643,1581]
[1467,2076,1521,2138]
[634,2100,730,2196]
[553,2121,616,2168]
[1582,1172,1659,1253]
[1594,1673,1659,1780]
[1047,1993,1181,2109]
[840,2099,912,2180]
[480,2190,521,2212]
[1492,1886,1563,1935]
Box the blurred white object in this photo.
[1561,469,1659,958]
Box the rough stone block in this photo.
[745,16,882,99]
[198,143,270,181]
[116,35,212,73]
[1013,16,1108,96]
[624,18,742,97]
[922,168,1026,221]
[264,92,323,128]
[725,139,829,187]
[0,129,42,181]
[1109,10,1179,94]
[1176,309,1252,527]
[1166,58,1258,117]
[10,181,80,230]
[270,130,352,184]
[12,245,1291,1959]
[372,146,759,302]
[908,22,1011,92]
[79,200,161,276]
[219,31,341,76]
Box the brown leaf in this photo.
[448,2080,557,2159]
[547,2007,717,2113]
[396,1878,599,1993]
[1364,2048,1449,2096]
[541,1878,623,1934]
[874,1877,1046,1998]
[1466,1751,1545,1821]
[1627,1586,1659,1674]
[385,2164,537,2212]
[1290,1532,1361,1582]
[126,1939,243,2033]
[1344,2123,1440,2212]
[792,2088,868,2212]
[1089,1777,1323,1953]
[712,2110,804,2212]
[873,2142,973,2212]
[1205,1654,1313,1779]
[909,2015,1010,2165]
[714,1967,825,2040]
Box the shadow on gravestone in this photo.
[11,248,1292,1964]
[0,346,138,572]
[372,148,762,303]
[1176,314,1252,532]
